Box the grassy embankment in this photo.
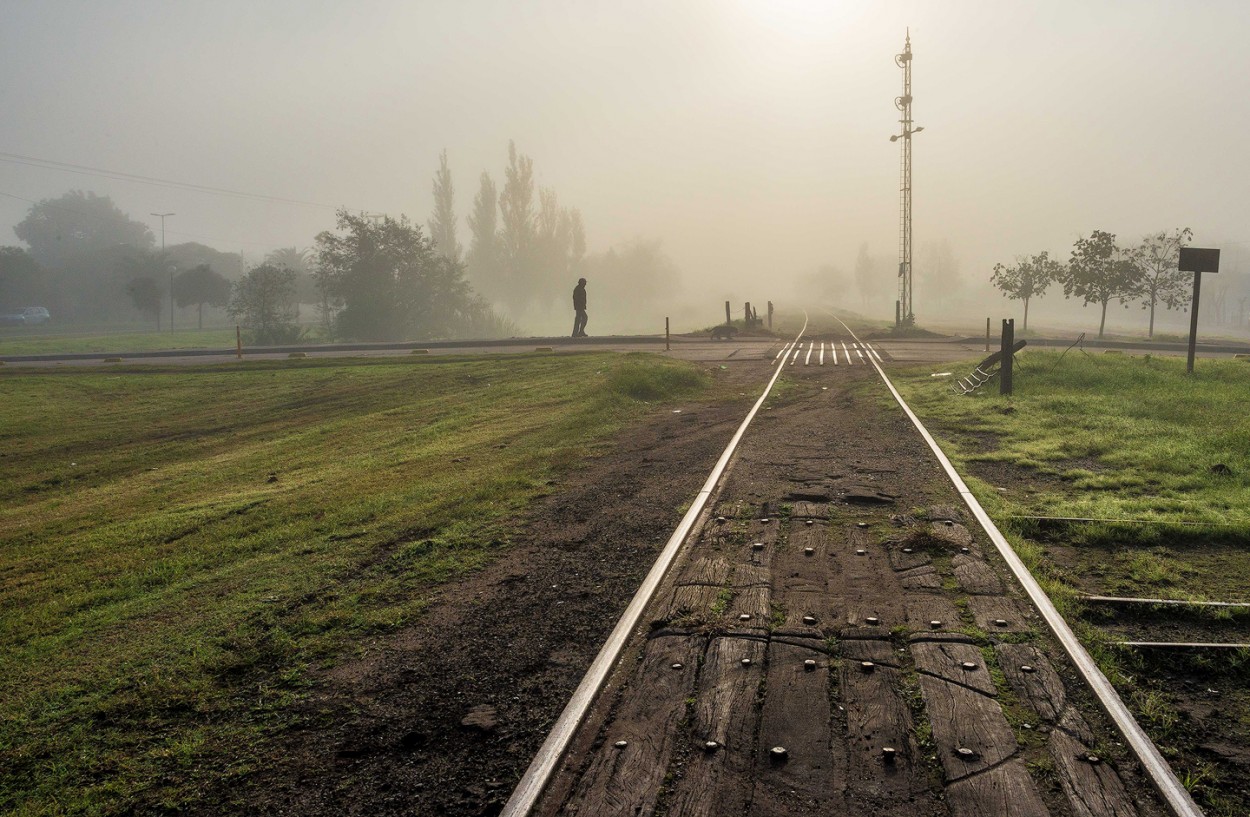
[893,351,1250,815]
[0,352,717,815]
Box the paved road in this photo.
[2,332,1242,370]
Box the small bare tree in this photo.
[1132,227,1193,338]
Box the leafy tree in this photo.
[167,242,243,281]
[116,248,172,329]
[126,276,163,330]
[1062,230,1142,338]
[428,149,461,263]
[315,209,506,341]
[498,140,536,313]
[0,246,43,306]
[14,191,155,322]
[534,187,583,306]
[14,190,153,271]
[228,264,299,344]
[466,171,501,296]
[174,264,231,329]
[264,246,312,274]
[264,246,318,313]
[990,251,1062,331]
[1132,227,1193,338]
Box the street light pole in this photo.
[152,212,174,332]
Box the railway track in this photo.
[502,320,1201,817]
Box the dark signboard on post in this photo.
[1179,247,1220,273]
[1179,247,1220,373]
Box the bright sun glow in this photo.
[732,0,859,38]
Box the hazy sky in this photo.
[2,0,1248,305]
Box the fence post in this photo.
[1186,271,1202,374]
[725,301,731,326]
[1000,318,1014,396]
[665,317,670,351]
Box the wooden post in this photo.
[767,301,773,329]
[986,317,990,353]
[665,317,670,351]
[1186,271,1202,374]
[1000,318,1014,396]
[725,301,731,326]
[236,325,243,360]
[744,302,751,326]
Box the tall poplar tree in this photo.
[498,140,536,312]
[428,149,461,263]
[465,172,500,295]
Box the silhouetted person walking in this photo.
[572,277,588,337]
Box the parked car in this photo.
[0,306,51,326]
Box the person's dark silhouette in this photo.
[572,277,588,337]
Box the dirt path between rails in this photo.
[535,364,1171,817]
[211,362,766,817]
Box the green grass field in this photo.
[894,351,1250,815]
[0,327,245,356]
[894,351,1249,527]
[0,352,717,815]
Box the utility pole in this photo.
[890,30,923,328]
[152,212,175,332]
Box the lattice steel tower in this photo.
[891,30,922,327]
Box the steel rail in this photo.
[1086,594,1250,610]
[1004,514,1238,528]
[833,316,1203,817]
[500,315,809,817]
[1118,641,1250,650]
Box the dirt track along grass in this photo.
[0,352,713,815]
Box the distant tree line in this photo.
[991,228,1193,337]
[4,142,683,340]
[0,190,244,328]
[431,141,680,331]
[0,188,518,342]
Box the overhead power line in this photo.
[0,189,288,250]
[0,150,344,210]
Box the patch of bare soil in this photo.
[202,367,760,817]
[1118,649,1250,814]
